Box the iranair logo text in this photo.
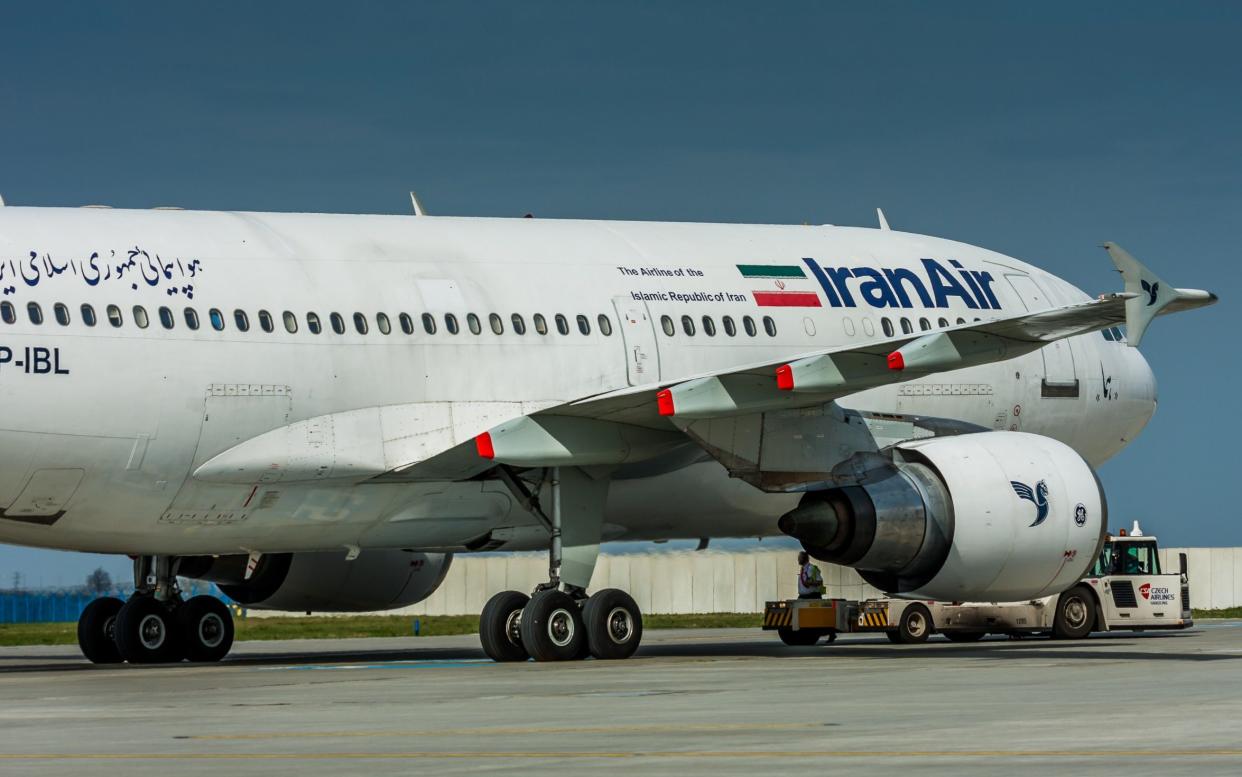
[735,264,822,308]
[802,257,1001,311]
[1010,479,1050,527]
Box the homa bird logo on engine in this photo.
[1010,479,1050,527]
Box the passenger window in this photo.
[534,314,548,335]
[467,313,481,335]
[843,318,856,337]
[598,314,612,336]
[399,313,414,335]
[919,317,931,331]
[107,304,123,328]
[307,312,322,335]
[681,315,695,336]
[258,310,274,333]
[743,316,757,337]
[159,306,175,329]
[882,317,895,337]
[27,302,44,324]
[900,318,913,335]
[54,303,70,326]
[661,315,675,336]
[234,309,249,332]
[554,314,569,335]
[702,316,716,337]
[763,316,777,337]
[353,312,368,334]
[184,308,199,330]
[723,315,736,337]
[376,312,391,335]
[445,313,459,334]
[862,317,875,337]
[283,311,298,333]
[208,308,224,331]
[330,312,345,334]
[938,317,949,328]
[577,314,590,335]
[421,313,437,334]
[512,314,527,335]
[956,317,966,325]
[490,313,504,335]
[81,304,97,327]
[0,301,14,324]
[133,305,149,329]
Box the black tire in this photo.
[177,595,234,662]
[583,589,643,660]
[519,589,586,661]
[1052,585,1096,640]
[479,591,530,662]
[896,603,933,644]
[944,631,987,643]
[114,595,181,664]
[77,597,124,664]
[778,627,821,646]
[884,630,902,644]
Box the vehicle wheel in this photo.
[884,630,902,644]
[519,589,586,661]
[944,631,987,643]
[583,589,643,660]
[177,595,234,662]
[778,627,821,646]
[896,604,933,644]
[824,631,837,644]
[115,595,181,664]
[77,597,124,664]
[479,591,530,662]
[1052,585,1096,640]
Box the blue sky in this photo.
[0,2,1238,586]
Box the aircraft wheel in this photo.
[178,595,234,662]
[519,589,586,662]
[896,603,933,644]
[77,596,124,664]
[479,591,530,662]
[583,589,643,660]
[115,595,182,664]
[1052,585,1096,639]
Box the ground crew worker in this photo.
[797,551,825,599]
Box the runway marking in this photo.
[186,722,828,740]
[3,749,1242,761]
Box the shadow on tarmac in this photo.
[0,628,1229,675]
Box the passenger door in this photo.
[1005,275,1079,396]
[612,297,659,385]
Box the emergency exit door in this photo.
[1005,274,1079,396]
[612,297,660,385]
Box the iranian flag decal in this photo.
[736,264,822,307]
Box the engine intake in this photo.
[779,431,1107,601]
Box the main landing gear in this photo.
[480,466,644,662]
[76,555,235,665]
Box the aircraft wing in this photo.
[192,244,1214,485]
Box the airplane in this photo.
[0,200,1216,664]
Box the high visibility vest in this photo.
[799,562,825,595]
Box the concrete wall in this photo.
[252,547,1239,617]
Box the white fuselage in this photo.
[0,207,1156,556]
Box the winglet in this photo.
[876,208,891,231]
[1103,242,1216,347]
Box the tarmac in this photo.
[1,623,1240,776]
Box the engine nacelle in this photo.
[179,550,452,612]
[779,431,1106,601]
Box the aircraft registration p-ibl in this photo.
[0,200,1216,663]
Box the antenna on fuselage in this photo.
[409,191,427,216]
[876,208,891,231]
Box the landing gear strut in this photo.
[480,466,643,662]
[77,555,235,665]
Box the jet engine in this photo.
[778,431,1106,601]
[179,549,452,612]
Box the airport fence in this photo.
[0,581,224,624]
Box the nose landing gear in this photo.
[77,555,236,665]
